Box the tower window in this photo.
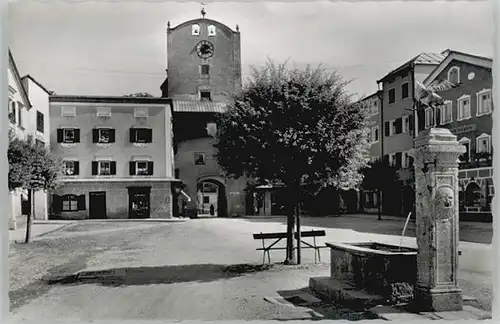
[192,24,200,36]
[200,91,212,101]
[201,64,210,75]
[208,25,216,36]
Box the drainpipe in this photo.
[377,84,384,220]
[410,63,417,219]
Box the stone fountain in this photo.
[309,128,490,319]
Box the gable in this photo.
[429,59,492,86]
[423,52,492,86]
[8,50,32,108]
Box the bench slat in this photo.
[253,230,325,240]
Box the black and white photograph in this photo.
[5,0,496,322]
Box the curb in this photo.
[34,218,188,224]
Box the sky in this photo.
[8,1,494,100]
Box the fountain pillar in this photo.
[410,128,465,312]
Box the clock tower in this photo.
[164,17,241,100]
[163,15,247,219]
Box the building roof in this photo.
[423,50,493,86]
[49,95,172,105]
[359,91,380,102]
[8,49,32,108]
[377,52,446,83]
[21,74,53,95]
[173,100,228,113]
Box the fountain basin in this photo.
[327,242,418,303]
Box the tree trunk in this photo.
[284,186,296,265]
[377,189,382,220]
[295,202,302,265]
[25,189,34,243]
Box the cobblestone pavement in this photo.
[9,216,493,321]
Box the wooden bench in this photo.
[253,230,327,264]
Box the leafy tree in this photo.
[361,159,401,220]
[214,60,370,264]
[124,92,154,98]
[8,132,64,243]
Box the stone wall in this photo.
[50,181,172,220]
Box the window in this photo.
[194,152,206,165]
[477,89,492,116]
[424,108,434,129]
[192,24,200,36]
[17,103,23,127]
[388,153,395,166]
[388,88,395,104]
[206,122,217,136]
[203,196,210,204]
[9,100,15,123]
[57,128,80,143]
[402,151,413,168]
[62,195,79,212]
[96,106,111,117]
[439,101,453,124]
[61,106,76,117]
[63,160,79,176]
[447,66,460,84]
[93,128,115,144]
[403,115,410,133]
[401,82,409,99]
[371,100,379,115]
[134,107,148,118]
[201,64,210,75]
[370,156,378,163]
[476,133,492,154]
[92,160,116,176]
[457,95,471,120]
[458,137,471,162]
[208,25,216,36]
[390,119,397,136]
[36,111,44,133]
[371,126,379,143]
[129,161,154,176]
[130,128,152,143]
[200,91,212,101]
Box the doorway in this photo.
[128,186,151,219]
[89,191,107,219]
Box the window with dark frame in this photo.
[401,82,409,99]
[9,100,15,124]
[93,128,115,144]
[61,195,78,212]
[130,128,152,143]
[200,91,212,101]
[63,129,75,143]
[201,64,210,75]
[63,160,79,176]
[99,161,111,175]
[388,88,395,104]
[36,111,44,133]
[194,153,206,165]
[17,103,23,127]
[129,160,154,176]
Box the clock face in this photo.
[196,40,214,59]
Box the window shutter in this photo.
[435,108,441,127]
[395,152,402,168]
[395,118,403,134]
[91,162,98,175]
[109,129,116,143]
[129,161,136,175]
[417,109,425,132]
[129,128,136,143]
[409,114,413,131]
[92,129,99,143]
[110,161,116,175]
[74,129,81,143]
[147,161,154,175]
[384,121,390,136]
[52,195,61,213]
[57,129,63,143]
[74,161,80,175]
[146,129,153,143]
[383,154,389,164]
[77,195,86,211]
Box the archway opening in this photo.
[196,179,227,218]
[464,182,482,209]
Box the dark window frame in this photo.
[388,88,396,104]
[36,111,44,133]
[200,91,212,101]
[61,194,79,212]
[401,82,409,99]
[194,152,206,165]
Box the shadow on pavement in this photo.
[276,287,379,321]
[240,215,492,244]
[47,263,274,287]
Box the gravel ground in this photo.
[9,217,493,321]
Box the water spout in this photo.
[399,212,412,251]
